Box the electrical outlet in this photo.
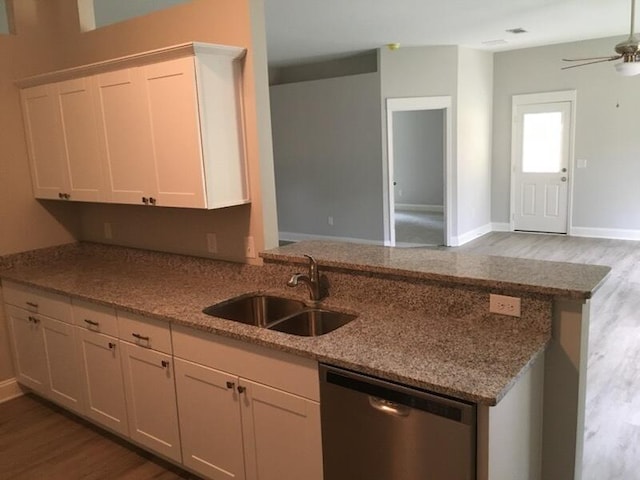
[206,233,217,254]
[328,216,334,226]
[489,294,521,317]
[104,222,112,240]
[244,236,256,258]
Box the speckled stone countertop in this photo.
[0,242,563,406]
[262,240,611,299]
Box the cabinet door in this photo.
[142,57,206,208]
[20,84,68,199]
[5,305,49,394]
[76,328,128,436]
[174,358,245,480]
[120,342,181,463]
[93,68,154,205]
[42,316,84,414]
[240,379,323,480]
[56,77,105,202]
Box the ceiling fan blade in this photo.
[561,56,622,70]
[562,56,621,62]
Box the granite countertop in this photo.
[262,240,611,299]
[0,243,563,406]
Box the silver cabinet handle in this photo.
[368,396,410,417]
[132,333,150,341]
[26,301,38,308]
[84,319,99,327]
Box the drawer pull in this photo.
[161,360,170,368]
[226,381,235,390]
[26,302,38,308]
[132,333,150,341]
[28,316,40,324]
[84,319,100,327]
[237,386,246,394]
[108,342,116,350]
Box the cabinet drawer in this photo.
[2,281,71,322]
[72,299,118,338]
[117,311,172,354]
[172,324,319,401]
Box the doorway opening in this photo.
[385,97,453,247]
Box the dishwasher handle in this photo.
[369,396,410,417]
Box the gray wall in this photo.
[457,47,493,236]
[93,0,191,28]
[392,109,444,207]
[493,36,640,231]
[0,1,8,34]
[270,73,384,241]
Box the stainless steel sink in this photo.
[268,309,357,337]
[203,294,305,327]
[203,293,357,336]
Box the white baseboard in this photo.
[452,223,493,246]
[395,204,444,213]
[279,231,384,246]
[491,222,511,232]
[570,226,640,241]
[0,378,24,404]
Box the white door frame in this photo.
[510,90,577,234]
[384,96,453,246]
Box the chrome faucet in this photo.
[287,254,325,301]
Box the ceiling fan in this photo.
[562,0,640,76]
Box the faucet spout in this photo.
[287,255,325,301]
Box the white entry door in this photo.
[512,95,574,233]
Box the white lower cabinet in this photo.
[172,326,323,480]
[174,358,245,480]
[5,305,49,394]
[121,342,182,463]
[240,379,322,480]
[76,327,129,437]
[41,316,84,414]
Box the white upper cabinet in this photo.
[20,84,68,199]
[20,78,106,202]
[17,42,249,209]
[93,68,154,205]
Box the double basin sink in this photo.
[203,293,357,337]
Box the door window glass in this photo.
[521,112,563,173]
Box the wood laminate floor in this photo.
[0,394,200,480]
[453,232,640,480]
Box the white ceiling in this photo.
[264,0,635,66]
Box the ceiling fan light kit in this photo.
[562,0,640,76]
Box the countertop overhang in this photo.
[262,240,611,299]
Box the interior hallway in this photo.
[452,232,640,480]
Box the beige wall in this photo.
[0,1,84,382]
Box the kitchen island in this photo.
[0,240,609,480]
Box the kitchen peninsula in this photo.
[0,240,609,480]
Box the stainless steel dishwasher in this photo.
[319,364,476,480]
